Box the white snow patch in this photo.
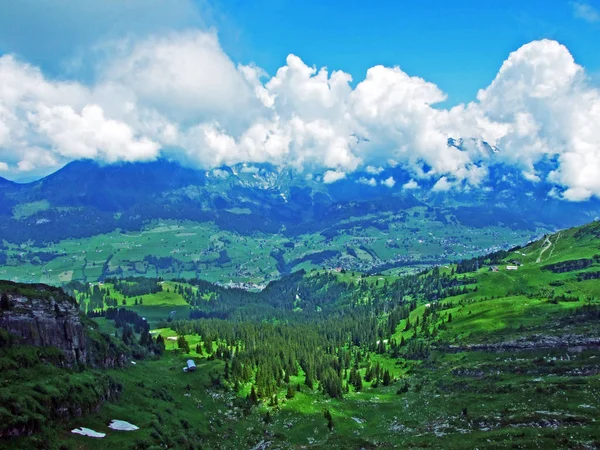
[109,420,139,431]
[71,427,106,438]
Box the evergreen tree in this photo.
[1,292,10,311]
[355,372,363,391]
[324,409,334,431]
[248,386,258,406]
[177,335,190,353]
[305,371,314,389]
[383,369,391,386]
[286,385,295,399]
[224,362,230,380]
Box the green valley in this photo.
[0,210,539,286]
[2,220,600,449]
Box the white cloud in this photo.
[571,2,600,22]
[403,179,419,190]
[432,177,453,192]
[323,170,346,184]
[0,161,8,171]
[358,177,377,186]
[382,176,396,188]
[100,31,259,127]
[0,33,599,201]
[366,165,383,174]
[31,104,160,162]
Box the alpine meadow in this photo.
[1,1,600,449]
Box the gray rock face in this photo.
[0,286,87,366]
[443,334,600,353]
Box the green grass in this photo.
[41,343,600,450]
[5,220,600,449]
[0,213,541,286]
[12,200,50,219]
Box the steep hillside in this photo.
[3,222,600,449]
[0,282,164,442]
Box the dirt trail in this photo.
[536,235,553,263]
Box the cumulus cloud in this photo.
[100,31,260,126]
[365,165,384,174]
[323,170,346,184]
[571,2,600,22]
[432,177,453,192]
[403,179,419,190]
[0,32,599,201]
[358,177,377,186]
[31,104,160,162]
[382,177,396,188]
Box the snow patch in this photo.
[71,427,106,438]
[109,420,139,431]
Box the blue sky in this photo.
[1,0,599,105]
[213,0,600,105]
[1,0,600,201]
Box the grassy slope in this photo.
[4,221,600,449]
[0,212,539,285]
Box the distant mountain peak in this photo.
[448,137,500,154]
[0,176,15,186]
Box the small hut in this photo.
[183,359,196,373]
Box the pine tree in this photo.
[178,335,190,353]
[286,385,295,399]
[1,292,10,311]
[355,372,363,391]
[383,369,391,386]
[249,386,258,406]
[224,362,230,380]
[305,371,314,389]
[324,409,334,431]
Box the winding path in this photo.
[536,235,553,263]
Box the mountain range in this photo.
[1,158,599,237]
[1,158,599,283]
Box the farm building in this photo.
[183,359,197,373]
[506,265,518,270]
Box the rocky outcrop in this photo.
[1,378,123,439]
[0,282,86,366]
[441,334,600,353]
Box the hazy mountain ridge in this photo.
[1,159,599,284]
[1,158,598,236]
